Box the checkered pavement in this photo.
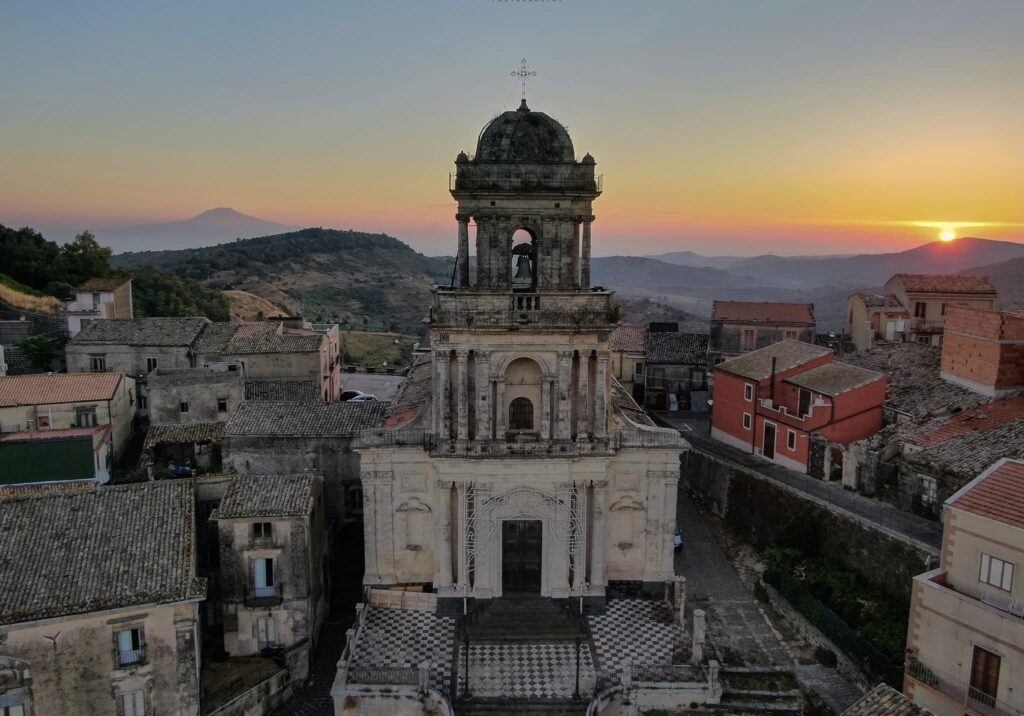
[588,599,683,672]
[349,607,456,690]
[456,642,596,699]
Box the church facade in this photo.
[357,100,687,607]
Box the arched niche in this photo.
[510,227,537,290]
[504,356,543,434]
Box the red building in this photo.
[711,340,886,474]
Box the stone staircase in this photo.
[464,597,588,644]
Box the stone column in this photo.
[456,482,467,588]
[456,351,469,442]
[362,478,379,584]
[437,481,453,590]
[572,483,587,592]
[494,379,506,438]
[456,215,470,288]
[590,481,607,588]
[540,378,552,440]
[581,217,593,288]
[476,351,491,441]
[436,350,451,439]
[664,474,679,576]
[555,352,573,440]
[577,352,591,439]
[571,220,581,288]
[691,609,706,664]
[594,352,608,438]
[476,219,490,289]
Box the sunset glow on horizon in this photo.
[1,1,1022,256]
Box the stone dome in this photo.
[474,99,575,163]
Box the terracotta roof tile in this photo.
[716,340,832,382]
[786,361,884,397]
[69,317,210,346]
[910,395,1024,448]
[244,379,323,401]
[0,480,205,624]
[382,356,431,428]
[144,421,225,449]
[217,473,318,519]
[609,325,648,353]
[892,273,997,294]
[842,684,932,715]
[0,373,124,407]
[949,459,1024,528]
[224,400,387,436]
[711,301,815,325]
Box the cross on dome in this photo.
[511,58,537,101]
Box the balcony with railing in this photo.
[906,658,1023,716]
[116,645,147,668]
[246,584,282,607]
[430,289,616,330]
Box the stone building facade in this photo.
[148,366,244,424]
[65,276,134,337]
[214,473,327,682]
[708,301,815,365]
[0,481,206,716]
[356,100,686,608]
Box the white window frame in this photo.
[116,626,144,667]
[257,615,277,651]
[787,429,797,451]
[919,474,938,506]
[2,704,26,716]
[742,412,752,430]
[743,383,753,402]
[980,553,1013,592]
[121,689,145,716]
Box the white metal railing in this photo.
[906,658,1024,716]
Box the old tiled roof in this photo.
[0,372,123,407]
[609,325,648,353]
[841,342,984,419]
[144,421,225,449]
[70,317,210,346]
[0,480,205,625]
[78,277,131,292]
[0,425,109,445]
[786,362,884,397]
[612,381,655,427]
[245,379,323,401]
[711,301,815,325]
[383,355,433,428]
[910,395,1024,449]
[217,473,318,519]
[892,273,996,294]
[716,340,832,382]
[842,684,931,715]
[0,481,97,500]
[647,332,709,365]
[195,322,323,355]
[224,400,388,437]
[949,459,1024,528]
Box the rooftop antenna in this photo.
[511,58,537,101]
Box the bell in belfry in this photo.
[514,254,533,280]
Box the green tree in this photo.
[17,335,56,372]
[59,231,113,286]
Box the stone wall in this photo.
[682,448,936,601]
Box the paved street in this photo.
[656,411,942,551]
[342,372,405,402]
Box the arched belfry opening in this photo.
[510,229,536,289]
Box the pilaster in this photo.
[577,351,591,438]
[475,351,491,441]
[456,482,468,589]
[590,481,607,587]
[456,350,469,442]
[555,351,573,440]
[494,379,506,438]
[436,350,451,438]
[581,217,593,288]
[595,352,608,438]
[456,215,470,288]
[540,378,552,440]
[437,480,453,590]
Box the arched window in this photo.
[511,229,536,288]
[509,397,534,430]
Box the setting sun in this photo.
[940,228,956,242]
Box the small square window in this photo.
[489,201,496,207]
[980,553,1014,592]
[217,397,228,412]
[744,384,753,401]
[179,401,189,413]
[146,357,158,373]
[787,430,797,450]
[116,627,145,667]
[554,202,560,208]
[253,522,273,542]
[742,413,752,430]
[90,354,106,372]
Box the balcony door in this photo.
[970,646,1000,707]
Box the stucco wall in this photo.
[0,601,200,716]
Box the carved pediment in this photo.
[609,494,645,512]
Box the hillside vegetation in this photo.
[0,274,64,315]
[113,228,454,335]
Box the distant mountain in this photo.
[724,237,1024,289]
[592,256,763,291]
[98,208,300,252]
[644,250,747,270]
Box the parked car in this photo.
[351,393,377,401]
[340,390,366,401]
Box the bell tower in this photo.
[430,98,615,453]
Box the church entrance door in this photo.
[501,520,542,594]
